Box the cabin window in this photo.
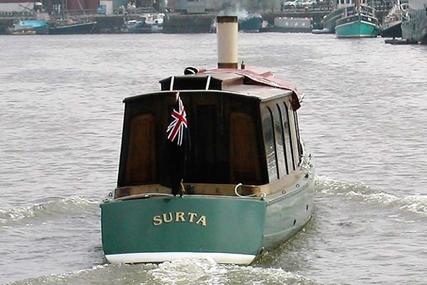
[280,102,296,171]
[230,112,261,184]
[274,105,288,177]
[263,107,279,181]
[125,113,156,185]
[276,104,289,175]
[287,105,300,167]
[294,111,303,157]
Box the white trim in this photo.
[205,75,211,90]
[170,76,174,91]
[336,34,377,38]
[106,252,256,265]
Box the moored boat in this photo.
[8,19,49,35]
[100,16,315,265]
[381,0,408,38]
[319,0,358,34]
[401,0,427,44]
[335,0,380,38]
[320,6,346,33]
[124,13,164,33]
[273,17,312,33]
[48,20,96,35]
[239,14,263,32]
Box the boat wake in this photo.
[0,196,99,226]
[316,176,427,217]
[9,259,318,285]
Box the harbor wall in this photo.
[163,13,215,33]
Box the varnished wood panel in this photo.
[125,113,156,185]
[230,112,261,184]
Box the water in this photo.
[1,33,426,284]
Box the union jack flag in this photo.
[166,93,188,146]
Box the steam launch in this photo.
[100,15,315,265]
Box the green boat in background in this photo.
[335,0,380,38]
[101,16,315,265]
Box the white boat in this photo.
[125,13,164,33]
[401,0,427,43]
[274,17,312,33]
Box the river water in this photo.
[0,33,426,285]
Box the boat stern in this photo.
[100,195,266,265]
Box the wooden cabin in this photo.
[114,68,306,200]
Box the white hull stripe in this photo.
[337,34,377,38]
[106,252,256,265]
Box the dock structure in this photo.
[0,0,393,35]
[385,38,418,45]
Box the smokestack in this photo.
[216,16,238,69]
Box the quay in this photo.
[0,0,393,35]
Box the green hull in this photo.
[100,176,314,264]
[336,17,379,38]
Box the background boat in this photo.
[271,17,313,33]
[124,13,164,33]
[239,14,263,32]
[401,0,427,43]
[381,0,408,38]
[335,0,380,38]
[48,20,96,34]
[318,0,359,34]
[320,6,347,33]
[8,19,48,35]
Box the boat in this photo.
[272,17,313,33]
[100,15,315,265]
[144,13,164,33]
[319,0,360,34]
[8,19,49,35]
[401,0,427,43]
[239,14,263,32]
[320,6,347,33]
[124,19,145,33]
[381,0,409,38]
[335,0,380,38]
[124,13,164,33]
[48,20,96,35]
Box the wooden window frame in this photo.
[282,102,296,171]
[276,104,290,175]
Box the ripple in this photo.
[0,196,99,226]
[316,177,427,216]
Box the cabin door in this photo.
[187,103,220,182]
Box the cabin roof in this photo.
[126,67,302,108]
